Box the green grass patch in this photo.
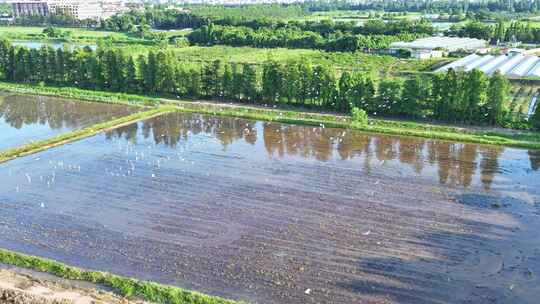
[169,102,540,149]
[0,26,136,43]
[0,26,125,38]
[0,82,156,107]
[0,107,172,164]
[0,248,240,304]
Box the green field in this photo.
[119,44,440,75]
[0,26,136,42]
[295,10,422,22]
[0,24,441,74]
[296,10,370,22]
[154,28,193,38]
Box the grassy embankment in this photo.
[0,81,539,150]
[0,106,173,164]
[0,248,240,304]
[176,103,540,149]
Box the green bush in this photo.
[351,107,368,126]
[532,105,540,130]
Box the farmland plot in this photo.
[0,112,539,304]
[0,93,137,151]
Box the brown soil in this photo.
[0,269,145,304]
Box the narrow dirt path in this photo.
[0,268,147,304]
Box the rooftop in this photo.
[436,53,540,78]
[390,36,488,51]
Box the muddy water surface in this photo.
[0,93,137,151]
[0,112,539,304]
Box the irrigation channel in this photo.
[0,93,138,151]
[0,108,540,303]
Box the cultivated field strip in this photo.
[0,113,539,304]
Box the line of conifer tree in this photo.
[0,39,516,126]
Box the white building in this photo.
[390,36,489,59]
[48,0,102,20]
[7,0,126,20]
[9,0,49,18]
[410,49,444,60]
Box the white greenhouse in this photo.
[436,53,540,77]
[391,37,488,51]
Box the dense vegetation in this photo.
[11,2,540,51]
[0,39,515,127]
[303,0,540,14]
[448,20,540,43]
[189,4,307,19]
[533,101,540,129]
[102,8,434,51]
[102,8,209,32]
[187,24,422,51]
[0,3,11,17]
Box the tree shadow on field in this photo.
[336,193,540,304]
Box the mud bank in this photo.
[0,269,144,304]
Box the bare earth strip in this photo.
[0,268,146,304]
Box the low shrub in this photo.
[351,107,368,126]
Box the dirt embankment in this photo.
[0,269,146,304]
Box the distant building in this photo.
[10,1,49,18]
[6,0,127,20]
[390,36,489,59]
[48,0,102,20]
[101,0,127,19]
[409,49,444,60]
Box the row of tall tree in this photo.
[0,39,517,127]
[203,17,435,37]
[303,0,540,14]
[102,5,435,35]
[187,24,422,51]
[447,20,540,44]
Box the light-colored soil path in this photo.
[0,268,147,304]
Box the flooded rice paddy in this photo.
[0,112,540,303]
[0,93,136,151]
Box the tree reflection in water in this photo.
[0,94,136,130]
[105,112,538,188]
